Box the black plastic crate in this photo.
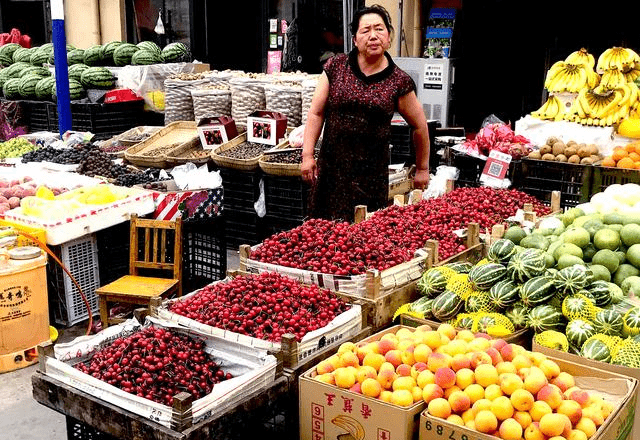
[263,215,305,237]
[264,174,309,219]
[95,222,130,286]
[182,218,227,292]
[225,208,266,248]
[20,99,52,133]
[518,158,592,208]
[47,100,147,140]
[590,166,640,195]
[218,167,264,212]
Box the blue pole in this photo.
[51,0,72,137]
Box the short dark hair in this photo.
[350,4,394,37]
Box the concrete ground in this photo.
[0,248,241,440]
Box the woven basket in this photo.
[258,140,302,176]
[124,121,198,168]
[165,137,211,166]
[210,133,265,171]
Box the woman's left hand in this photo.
[414,168,430,190]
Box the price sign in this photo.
[480,150,512,186]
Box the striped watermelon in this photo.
[131,49,163,66]
[35,77,56,100]
[2,77,21,99]
[68,64,90,83]
[3,62,30,78]
[505,302,530,329]
[30,49,50,66]
[561,294,597,321]
[83,45,104,66]
[161,42,190,63]
[431,290,464,322]
[580,338,611,362]
[520,275,556,307]
[526,304,565,333]
[588,280,612,307]
[18,74,42,98]
[592,309,624,336]
[52,78,85,101]
[465,292,500,313]
[566,319,596,349]
[455,315,475,330]
[488,238,516,263]
[67,49,86,65]
[137,41,162,54]
[445,261,473,274]
[80,66,115,89]
[507,248,546,283]
[12,47,33,64]
[488,279,521,309]
[19,66,50,78]
[417,267,448,298]
[113,43,139,67]
[101,41,123,65]
[468,262,506,291]
[623,307,640,336]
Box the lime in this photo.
[589,264,611,282]
[553,242,584,261]
[593,228,621,251]
[620,223,640,247]
[562,226,591,249]
[556,254,584,269]
[504,226,527,245]
[626,243,640,269]
[613,263,640,287]
[591,249,620,274]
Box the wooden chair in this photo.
[96,214,183,328]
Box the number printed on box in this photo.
[378,428,390,440]
[311,403,324,440]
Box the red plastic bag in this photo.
[19,34,31,48]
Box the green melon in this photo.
[580,338,611,362]
[113,43,139,67]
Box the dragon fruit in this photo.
[462,123,532,159]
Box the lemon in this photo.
[35,185,55,200]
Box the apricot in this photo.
[557,399,583,425]
[474,410,498,433]
[539,413,571,437]
[377,368,397,390]
[427,352,451,372]
[513,410,533,430]
[552,371,576,393]
[355,365,377,383]
[484,383,504,401]
[464,383,485,404]
[524,421,545,440]
[427,397,452,419]
[510,388,535,412]
[422,383,444,403]
[499,372,524,396]
[434,367,457,389]
[447,414,465,426]
[392,375,416,392]
[395,363,412,377]
[523,366,548,395]
[361,377,382,398]
[450,353,471,372]
[490,395,515,421]
[538,358,561,380]
[413,344,432,364]
[455,368,475,390]
[416,369,436,388]
[314,373,335,385]
[536,384,564,409]
[390,389,414,407]
[448,390,471,414]
[575,416,597,437]
[499,417,523,440]
[334,367,356,389]
[567,429,588,440]
[384,349,403,368]
[362,352,386,371]
[529,400,553,422]
[475,363,499,388]
[339,350,360,368]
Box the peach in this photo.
[396,363,412,377]
[316,359,335,375]
[392,376,417,392]
[314,373,335,385]
[512,353,533,371]
[435,367,457,389]
[334,367,357,389]
[523,366,548,395]
[472,398,492,415]
[513,410,533,430]
[417,369,436,388]
[567,388,590,407]
[447,414,465,426]
[529,400,553,422]
[474,410,498,433]
[500,372,524,396]
[450,353,471,372]
[539,413,571,437]
[455,368,475,390]
[337,341,357,355]
[524,422,545,440]
[536,384,564,410]
[461,408,475,423]
[496,361,517,375]
[567,429,588,440]
[499,418,523,440]
[464,383,485,404]
[327,354,344,370]
[422,383,444,403]
[355,345,373,363]
[428,397,452,419]
[379,361,396,373]
[349,382,362,394]
[411,386,423,403]
[469,351,493,369]
[390,389,414,407]
[355,365,378,383]
[456,329,476,342]
[575,417,597,437]
[538,358,561,380]
[470,335,492,348]
[484,383,504,401]
[552,371,576,392]
[448,390,471,414]
[510,388,535,412]
[485,347,504,366]
[377,338,397,355]
[377,369,398,390]
[444,385,462,400]
[500,344,516,362]
[444,339,468,357]
[363,352,386,371]
[396,328,415,341]
[410,362,428,379]
[384,349,403,368]
[379,390,393,403]
[413,344,432,364]
[401,346,416,366]
[427,352,451,372]
[397,338,415,352]
[582,405,605,426]
[464,420,476,431]
[423,330,444,350]
[557,399,583,425]
[438,322,457,340]
[490,395,515,421]
[361,377,382,398]
[528,351,547,366]
[339,350,360,368]
[475,363,499,387]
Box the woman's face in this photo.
[353,13,390,58]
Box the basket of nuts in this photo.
[165,137,212,167]
[210,133,274,171]
[125,121,199,168]
[258,143,303,176]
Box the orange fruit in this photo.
[625,143,637,153]
[629,152,640,162]
[612,148,629,162]
[634,161,640,169]
[601,157,616,167]
[617,157,635,169]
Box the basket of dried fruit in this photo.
[210,133,272,171]
[124,121,198,168]
[258,145,303,176]
[165,137,212,167]
[100,126,163,158]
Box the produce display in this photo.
[167,272,350,343]
[73,326,232,406]
[0,175,70,214]
[0,137,38,159]
[261,149,304,164]
[527,136,602,165]
[599,140,640,168]
[312,323,614,440]
[459,123,532,159]
[251,187,551,276]
[217,141,271,160]
[531,47,640,127]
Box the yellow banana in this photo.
[617,84,632,109]
[566,48,596,69]
[546,69,565,92]
[546,96,560,119]
[579,89,593,116]
[623,64,640,83]
[587,69,601,88]
[331,415,365,440]
[601,67,626,89]
[597,90,622,118]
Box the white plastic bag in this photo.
[170,162,222,190]
[423,165,458,199]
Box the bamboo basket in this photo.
[124,121,198,168]
[165,137,211,166]
[210,133,266,171]
[258,139,302,177]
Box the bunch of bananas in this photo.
[564,82,640,126]
[565,47,595,69]
[531,95,565,120]
[596,46,640,74]
[544,61,598,93]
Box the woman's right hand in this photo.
[301,155,318,184]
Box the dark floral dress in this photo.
[309,49,415,222]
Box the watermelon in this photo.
[101,41,123,65]
[80,66,115,89]
[68,64,90,83]
[465,292,500,313]
[35,77,56,100]
[455,315,475,330]
[566,319,596,349]
[67,49,86,65]
[161,42,190,63]
[592,309,624,336]
[131,49,163,66]
[137,41,162,54]
[431,290,464,322]
[580,338,611,362]
[84,45,104,66]
[507,248,546,283]
[2,77,21,99]
[520,275,556,307]
[0,52,13,67]
[488,279,521,309]
[12,47,33,64]
[526,304,565,333]
[488,239,517,263]
[468,262,506,291]
[113,43,139,67]
[554,265,588,297]
[52,78,86,101]
[3,62,30,78]
[18,74,42,99]
[561,293,597,321]
[30,49,50,67]
[0,43,21,65]
[409,296,434,318]
[19,66,50,78]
